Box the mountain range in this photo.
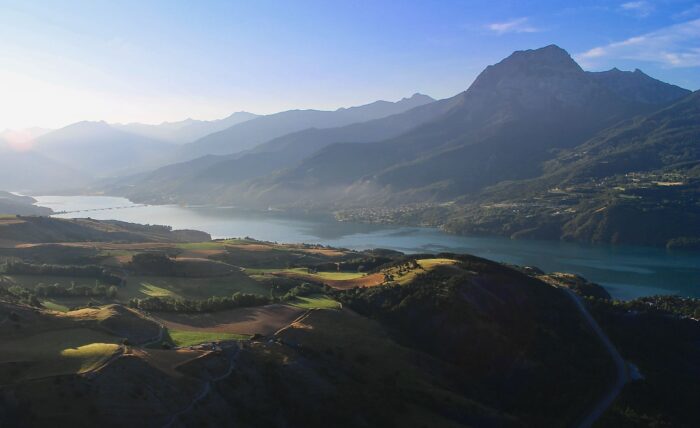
[0,95,433,195]
[31,121,177,178]
[113,111,259,144]
[4,44,697,247]
[174,93,436,160]
[112,45,697,247]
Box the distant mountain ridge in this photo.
[113,111,259,144]
[114,94,455,203]
[0,145,88,193]
[175,93,436,160]
[33,121,174,178]
[587,68,690,105]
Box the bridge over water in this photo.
[51,204,148,215]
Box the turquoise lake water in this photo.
[35,195,699,300]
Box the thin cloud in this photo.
[674,4,700,20]
[620,1,654,18]
[576,18,700,68]
[485,17,541,34]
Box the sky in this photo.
[0,0,699,130]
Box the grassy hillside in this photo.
[0,225,697,426]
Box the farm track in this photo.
[138,309,167,347]
[273,308,314,337]
[82,345,126,380]
[162,344,241,428]
[561,288,631,428]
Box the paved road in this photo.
[561,288,630,428]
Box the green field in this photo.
[167,330,250,347]
[3,271,272,310]
[41,300,70,312]
[291,294,342,310]
[124,274,267,300]
[176,238,251,250]
[300,270,365,280]
[139,283,182,298]
[246,267,365,281]
[176,241,226,250]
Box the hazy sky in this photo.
[1,0,699,129]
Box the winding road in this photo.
[560,288,630,428]
[162,345,241,428]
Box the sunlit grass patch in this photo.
[167,330,250,347]
[124,275,266,300]
[284,267,365,280]
[41,300,70,312]
[383,258,459,285]
[291,294,342,310]
[59,343,120,373]
[140,283,180,298]
[416,258,458,269]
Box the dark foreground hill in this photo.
[0,220,697,427]
[0,253,613,427]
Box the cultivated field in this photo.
[153,304,306,336]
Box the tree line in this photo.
[1,261,122,285]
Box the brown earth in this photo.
[153,304,305,336]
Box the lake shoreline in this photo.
[33,194,700,300]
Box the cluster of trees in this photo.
[5,282,119,307]
[34,282,118,299]
[128,252,177,276]
[1,261,122,285]
[282,282,324,300]
[4,286,41,307]
[127,283,326,313]
[128,292,272,313]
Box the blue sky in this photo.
[0,0,699,129]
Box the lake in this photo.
[34,195,699,300]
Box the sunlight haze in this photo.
[1,0,699,129]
